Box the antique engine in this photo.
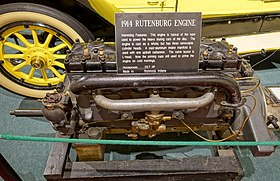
[11,38,275,159]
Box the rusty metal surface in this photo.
[74,144,105,161]
[69,71,241,104]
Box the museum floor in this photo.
[1,57,280,180]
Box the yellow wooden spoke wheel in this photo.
[1,24,70,87]
[0,3,94,98]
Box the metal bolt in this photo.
[174,112,180,117]
[233,47,238,51]
[207,47,213,52]
[128,134,138,139]
[261,49,266,57]
[203,56,209,61]
[87,127,102,139]
[121,113,129,119]
[267,115,279,129]
[253,18,259,23]
[153,89,158,94]
[56,82,64,93]
[93,49,98,53]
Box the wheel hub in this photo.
[26,47,53,68]
[31,56,44,69]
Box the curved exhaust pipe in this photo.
[70,72,242,104]
[93,92,215,111]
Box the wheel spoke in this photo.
[49,67,62,78]
[41,68,48,80]
[53,61,65,69]
[3,54,24,59]
[43,33,53,48]
[48,43,67,53]
[12,61,27,71]
[53,54,66,60]
[4,42,27,53]
[14,33,32,47]
[31,30,39,46]
[28,67,36,79]
[52,61,65,69]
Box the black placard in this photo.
[115,12,201,74]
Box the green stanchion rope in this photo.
[1,133,280,146]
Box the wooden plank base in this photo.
[44,135,244,181]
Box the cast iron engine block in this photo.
[11,39,275,157]
[42,39,254,138]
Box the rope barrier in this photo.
[1,134,280,146]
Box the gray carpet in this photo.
[0,88,55,181]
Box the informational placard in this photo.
[115,12,201,74]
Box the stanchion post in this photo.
[0,153,22,181]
